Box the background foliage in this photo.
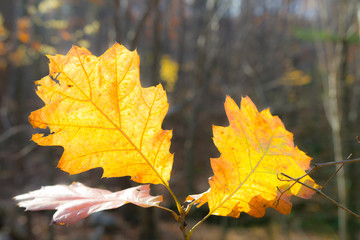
[1,0,360,239]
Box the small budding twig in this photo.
[321,153,351,190]
[277,157,360,218]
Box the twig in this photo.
[0,125,29,143]
[276,158,360,218]
[280,173,360,218]
[321,153,351,189]
[321,163,344,189]
[11,143,37,162]
[311,158,360,170]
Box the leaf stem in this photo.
[164,184,183,216]
[186,213,211,240]
[161,183,189,239]
[154,205,178,216]
[184,200,197,215]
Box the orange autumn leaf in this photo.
[29,43,173,185]
[189,96,319,218]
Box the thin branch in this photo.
[275,158,360,219]
[321,162,344,189]
[280,173,360,219]
[321,154,351,189]
[10,143,37,162]
[311,158,360,170]
[0,125,28,143]
[130,0,159,50]
[275,176,297,206]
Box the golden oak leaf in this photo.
[189,96,319,218]
[29,43,173,185]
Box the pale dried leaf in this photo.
[14,182,162,225]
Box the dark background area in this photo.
[1,0,360,239]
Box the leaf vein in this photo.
[75,47,93,100]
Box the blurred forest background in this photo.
[1,0,360,239]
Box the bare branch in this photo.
[311,158,360,170]
[280,173,360,219]
[0,125,29,143]
[321,154,351,189]
[276,158,360,219]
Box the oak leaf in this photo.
[14,183,162,225]
[29,43,173,185]
[188,96,319,218]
